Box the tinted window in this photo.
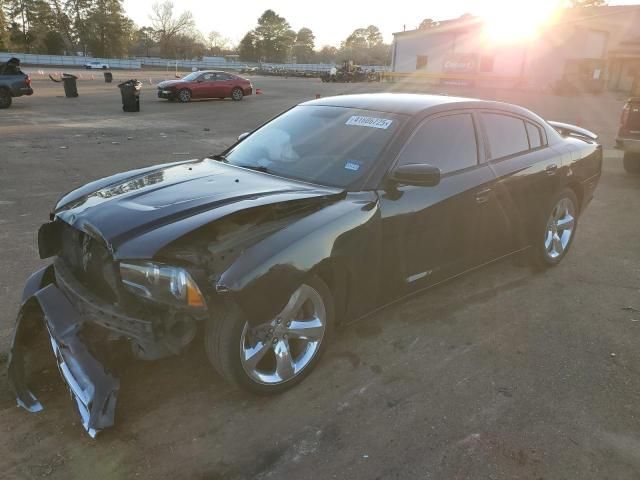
[526,122,542,148]
[482,113,529,159]
[217,73,233,80]
[397,114,478,174]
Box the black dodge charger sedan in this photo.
[9,93,602,436]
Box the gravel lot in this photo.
[1,71,639,479]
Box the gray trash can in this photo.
[118,79,142,112]
[104,71,113,83]
[62,74,78,98]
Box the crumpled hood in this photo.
[157,80,184,89]
[54,159,343,259]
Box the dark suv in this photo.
[0,57,33,109]
[616,97,640,174]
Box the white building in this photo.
[390,5,640,94]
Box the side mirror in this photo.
[237,132,250,142]
[389,163,441,187]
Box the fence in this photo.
[0,52,389,73]
[0,53,141,69]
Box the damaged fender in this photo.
[217,191,382,325]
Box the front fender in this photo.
[217,192,381,325]
[21,264,55,305]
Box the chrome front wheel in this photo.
[205,275,334,394]
[240,284,326,385]
[178,89,191,103]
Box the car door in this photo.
[213,73,234,98]
[189,73,212,98]
[479,111,565,251]
[377,111,506,301]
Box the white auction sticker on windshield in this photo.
[345,116,393,129]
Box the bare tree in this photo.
[149,0,195,56]
[207,30,231,54]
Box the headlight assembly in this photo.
[119,262,205,308]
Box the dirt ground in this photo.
[1,71,639,479]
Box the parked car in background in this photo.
[157,70,253,103]
[0,57,33,109]
[615,97,640,174]
[8,93,601,437]
[84,61,110,70]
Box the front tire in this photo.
[623,152,640,174]
[177,88,191,103]
[205,275,334,394]
[231,87,244,101]
[0,89,12,109]
[530,188,579,269]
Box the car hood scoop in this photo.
[54,159,343,259]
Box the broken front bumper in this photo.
[8,266,120,438]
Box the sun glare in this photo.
[480,0,562,43]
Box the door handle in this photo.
[475,188,492,204]
[545,164,558,175]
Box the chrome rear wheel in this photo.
[544,197,576,260]
[530,188,579,269]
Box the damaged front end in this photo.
[8,266,119,438]
[8,221,208,437]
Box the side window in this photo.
[217,73,232,80]
[526,122,543,149]
[202,73,215,81]
[397,114,478,174]
[482,113,529,159]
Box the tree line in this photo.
[0,1,603,62]
[0,2,391,65]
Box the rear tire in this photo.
[0,89,12,109]
[205,274,334,394]
[623,151,640,174]
[231,87,244,101]
[178,88,191,103]
[529,188,579,270]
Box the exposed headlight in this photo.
[119,262,205,308]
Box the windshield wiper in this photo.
[236,164,271,174]
[210,154,228,162]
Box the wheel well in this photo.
[566,182,584,214]
[312,261,350,324]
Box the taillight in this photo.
[25,75,31,86]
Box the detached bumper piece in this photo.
[8,284,120,438]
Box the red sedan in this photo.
[157,70,253,102]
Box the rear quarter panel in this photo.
[559,137,602,211]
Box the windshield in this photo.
[182,71,201,81]
[223,105,405,188]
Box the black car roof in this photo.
[300,93,537,118]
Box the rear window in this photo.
[526,122,543,149]
[482,113,530,159]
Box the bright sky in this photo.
[123,0,637,48]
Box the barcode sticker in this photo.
[345,116,393,129]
